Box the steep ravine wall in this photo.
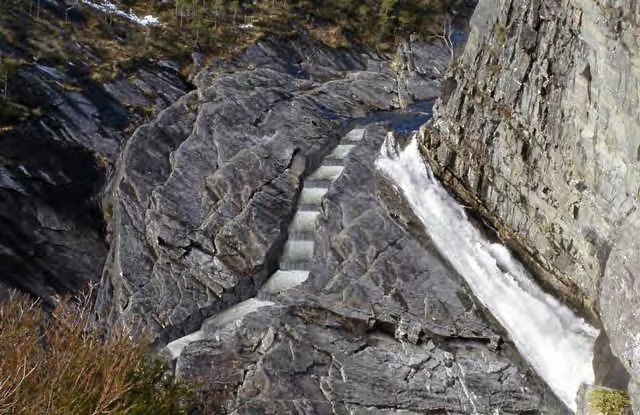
[420,0,640,408]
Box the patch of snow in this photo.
[81,0,160,26]
[376,133,598,412]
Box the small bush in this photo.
[588,388,631,415]
[0,290,197,415]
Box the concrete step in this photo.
[261,270,310,294]
[202,298,275,331]
[322,158,346,166]
[289,210,319,235]
[164,330,205,359]
[328,144,356,160]
[308,165,344,181]
[343,128,365,143]
[278,260,312,271]
[280,240,314,265]
[299,187,328,206]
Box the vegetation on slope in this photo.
[0,0,473,78]
[588,389,631,415]
[0,0,473,132]
[0,290,198,415]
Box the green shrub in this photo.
[587,389,631,415]
[0,290,197,415]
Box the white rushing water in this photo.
[376,134,598,411]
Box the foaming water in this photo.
[376,134,598,411]
[299,187,329,205]
[261,270,310,294]
[290,211,320,234]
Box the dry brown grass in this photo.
[0,289,196,415]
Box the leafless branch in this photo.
[434,18,454,62]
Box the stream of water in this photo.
[376,133,599,411]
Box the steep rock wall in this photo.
[420,0,640,407]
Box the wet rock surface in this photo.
[174,125,566,414]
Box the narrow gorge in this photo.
[1,0,639,413]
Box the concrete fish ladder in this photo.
[262,129,362,295]
[165,128,364,358]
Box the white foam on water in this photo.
[261,270,310,294]
[300,187,329,205]
[202,298,274,330]
[376,133,598,411]
[308,165,344,181]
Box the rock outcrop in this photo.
[420,0,640,408]
[0,58,188,300]
[172,124,566,413]
[94,36,568,412]
[96,38,449,343]
[0,1,190,300]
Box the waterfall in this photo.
[376,133,598,411]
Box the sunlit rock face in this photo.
[95,37,451,344]
[420,0,640,409]
[96,34,571,412]
[172,125,567,414]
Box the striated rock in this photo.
[0,1,190,300]
[96,37,441,342]
[174,125,566,413]
[0,58,188,301]
[420,0,640,408]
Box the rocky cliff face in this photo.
[95,37,449,342]
[420,0,640,408]
[0,1,189,301]
[91,36,571,412]
[170,123,565,413]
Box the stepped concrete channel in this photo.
[163,101,435,360]
[262,129,362,295]
[165,128,365,359]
